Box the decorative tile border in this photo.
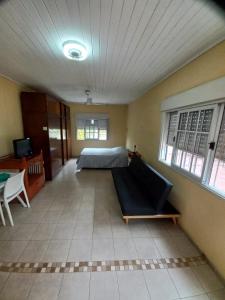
[0,255,207,274]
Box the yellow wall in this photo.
[0,76,24,156]
[127,40,225,279]
[69,103,127,156]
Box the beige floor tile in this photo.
[0,240,28,262]
[117,271,150,300]
[171,236,201,257]
[192,265,224,293]
[66,202,81,213]
[0,273,34,300]
[147,220,169,238]
[92,238,115,261]
[93,203,105,213]
[154,237,181,258]
[110,213,124,224]
[48,203,65,212]
[73,223,93,239]
[169,267,204,298]
[143,269,179,300]
[8,224,38,241]
[42,210,62,223]
[79,201,95,212]
[83,187,95,200]
[94,212,111,224]
[166,224,187,238]
[67,239,92,261]
[41,240,71,262]
[34,191,55,199]
[52,223,75,240]
[0,272,9,291]
[77,211,94,224]
[90,271,119,300]
[59,209,78,224]
[111,221,131,238]
[93,222,113,239]
[15,209,45,224]
[31,223,57,240]
[0,226,16,241]
[28,273,63,300]
[114,238,138,260]
[128,222,151,238]
[29,198,52,211]
[19,240,49,262]
[58,273,90,300]
[29,206,50,215]
[133,237,161,259]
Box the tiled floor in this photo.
[0,159,224,299]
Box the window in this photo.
[208,108,225,194]
[160,103,225,197]
[161,111,178,164]
[174,107,214,179]
[76,113,109,141]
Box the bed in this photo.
[76,147,128,169]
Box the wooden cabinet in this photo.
[66,105,72,160]
[60,103,72,165]
[21,92,71,180]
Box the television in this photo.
[13,138,33,158]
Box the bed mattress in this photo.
[76,147,128,169]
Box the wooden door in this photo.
[20,92,51,180]
[60,103,67,164]
[65,105,72,159]
[47,98,63,178]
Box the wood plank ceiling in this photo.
[0,0,225,104]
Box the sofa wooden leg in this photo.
[124,218,129,224]
[172,217,177,225]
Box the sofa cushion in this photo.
[111,168,157,215]
[128,157,173,212]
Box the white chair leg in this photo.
[0,204,6,226]
[4,202,14,226]
[23,188,30,208]
[17,195,27,208]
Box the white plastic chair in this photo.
[0,170,30,226]
[0,203,5,226]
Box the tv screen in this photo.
[13,138,33,158]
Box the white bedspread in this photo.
[76,147,128,169]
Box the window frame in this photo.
[172,105,218,182]
[159,102,225,199]
[84,120,99,140]
[76,118,109,141]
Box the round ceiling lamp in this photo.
[63,41,88,61]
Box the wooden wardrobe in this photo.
[20,92,72,180]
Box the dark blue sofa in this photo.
[111,157,180,224]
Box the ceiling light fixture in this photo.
[63,41,88,61]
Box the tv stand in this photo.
[0,151,45,200]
